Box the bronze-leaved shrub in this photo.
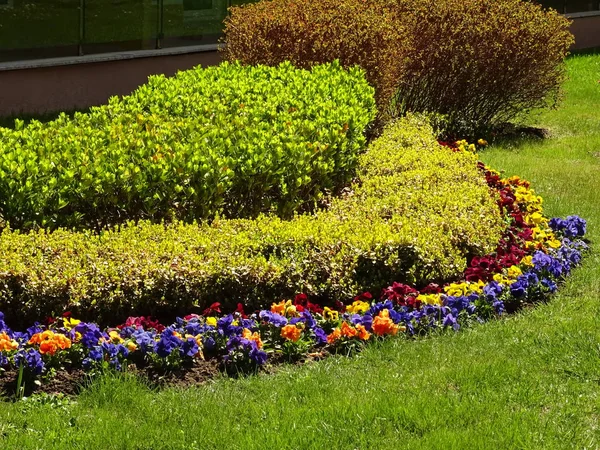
[223,0,573,133]
[391,0,573,134]
[0,115,503,326]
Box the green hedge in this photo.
[0,115,503,325]
[0,61,375,231]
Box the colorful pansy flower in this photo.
[0,332,18,351]
[372,310,403,336]
[346,300,370,315]
[323,307,339,321]
[242,328,263,349]
[280,324,302,342]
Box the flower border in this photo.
[0,141,589,390]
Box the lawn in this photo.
[0,53,598,449]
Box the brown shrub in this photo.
[391,0,574,134]
[223,0,573,134]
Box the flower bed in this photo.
[0,138,588,397]
[0,116,503,325]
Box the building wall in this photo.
[0,50,221,118]
[0,15,598,119]
[569,14,600,50]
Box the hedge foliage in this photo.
[222,0,408,125]
[223,0,572,133]
[0,61,375,231]
[0,116,503,325]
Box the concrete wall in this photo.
[0,14,599,119]
[0,50,221,118]
[570,14,600,50]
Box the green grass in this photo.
[1,54,599,449]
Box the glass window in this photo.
[565,0,600,12]
[538,0,600,12]
[83,0,158,54]
[161,0,229,47]
[0,0,80,63]
[539,0,566,12]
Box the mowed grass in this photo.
[1,54,599,449]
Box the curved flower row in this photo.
[0,143,589,384]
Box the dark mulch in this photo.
[0,367,86,398]
[0,350,334,400]
[0,358,221,400]
[490,124,551,142]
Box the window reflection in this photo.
[538,0,600,12]
[0,0,80,62]
[161,0,229,47]
[83,0,158,54]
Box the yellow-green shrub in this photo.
[0,115,503,325]
[0,61,375,231]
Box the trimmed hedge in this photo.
[0,61,375,231]
[223,0,572,134]
[0,115,503,325]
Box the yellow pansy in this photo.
[206,317,217,327]
[126,341,138,352]
[520,255,534,267]
[285,304,298,317]
[63,317,81,330]
[444,282,468,297]
[323,307,339,321]
[346,301,370,315]
[416,293,443,305]
[493,273,510,285]
[525,212,546,226]
[109,330,124,344]
[507,265,522,279]
[547,239,562,249]
[467,280,485,294]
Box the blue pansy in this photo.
[181,337,199,358]
[483,281,503,301]
[203,335,216,351]
[15,349,44,375]
[313,327,328,345]
[442,313,459,331]
[258,310,288,327]
[541,278,557,293]
[156,332,182,358]
[101,342,120,358]
[368,300,394,317]
[88,346,104,361]
[132,329,156,353]
[493,299,505,315]
[510,277,528,298]
[300,311,316,330]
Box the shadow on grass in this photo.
[478,122,552,152]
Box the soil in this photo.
[491,124,551,141]
[0,350,333,399]
[0,358,221,399]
